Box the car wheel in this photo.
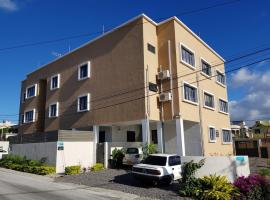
[166,175,174,185]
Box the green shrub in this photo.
[198,174,239,200]
[0,154,55,175]
[179,159,205,197]
[65,165,81,175]
[111,148,124,169]
[142,143,157,159]
[258,168,270,176]
[90,163,104,172]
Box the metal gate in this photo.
[235,140,259,157]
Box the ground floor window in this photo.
[222,129,232,144]
[127,131,135,142]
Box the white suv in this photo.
[132,154,181,185]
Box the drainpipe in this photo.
[159,65,165,153]
[196,72,205,156]
[168,40,174,119]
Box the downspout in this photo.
[168,40,174,119]
[159,65,165,153]
[196,72,205,156]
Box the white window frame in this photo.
[77,93,90,112]
[218,98,229,115]
[25,84,37,99]
[222,128,232,144]
[208,126,216,143]
[49,102,59,118]
[216,69,226,87]
[78,61,90,81]
[182,81,198,105]
[179,43,196,70]
[24,108,36,123]
[50,74,60,90]
[203,90,215,111]
[200,58,212,78]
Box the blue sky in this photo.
[0,0,270,123]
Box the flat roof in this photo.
[27,13,224,77]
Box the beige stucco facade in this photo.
[18,14,233,156]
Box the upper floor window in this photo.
[77,93,90,112]
[50,74,60,90]
[216,70,226,86]
[209,127,216,142]
[181,45,195,68]
[147,43,156,54]
[183,82,198,104]
[49,102,59,118]
[24,109,35,123]
[201,59,211,76]
[219,99,228,114]
[222,129,232,144]
[78,61,90,80]
[26,84,37,99]
[204,91,215,109]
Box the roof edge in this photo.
[158,16,225,62]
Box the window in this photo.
[201,59,211,76]
[209,127,216,142]
[181,45,195,68]
[219,99,228,114]
[78,61,90,80]
[147,43,156,54]
[204,91,214,109]
[143,155,167,166]
[222,129,232,144]
[24,109,35,123]
[49,102,59,118]
[50,74,60,90]
[26,84,37,99]
[216,70,226,85]
[127,131,135,142]
[169,156,181,166]
[183,82,198,104]
[151,130,158,144]
[77,93,90,112]
[21,114,24,125]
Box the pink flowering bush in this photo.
[234,174,266,200]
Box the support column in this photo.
[93,125,99,164]
[142,119,150,144]
[157,121,164,153]
[175,118,185,156]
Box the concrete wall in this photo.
[184,121,202,156]
[181,156,250,182]
[56,141,94,173]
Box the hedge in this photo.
[65,166,81,175]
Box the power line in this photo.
[0,0,240,53]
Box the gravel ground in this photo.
[55,169,190,200]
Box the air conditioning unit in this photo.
[159,92,172,102]
[157,70,170,80]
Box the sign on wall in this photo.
[57,141,64,151]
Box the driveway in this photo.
[56,169,187,200]
[0,168,142,200]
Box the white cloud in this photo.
[0,0,17,11]
[229,68,270,122]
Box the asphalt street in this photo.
[0,168,140,200]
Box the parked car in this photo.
[122,147,143,166]
[132,154,181,185]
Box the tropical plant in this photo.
[234,173,266,200]
[198,174,239,200]
[179,159,205,197]
[142,143,157,159]
[111,148,124,169]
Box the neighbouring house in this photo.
[231,121,249,138]
[0,120,17,141]
[17,14,232,167]
[251,120,270,137]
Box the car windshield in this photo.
[143,156,167,166]
[126,148,139,154]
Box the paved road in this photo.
[0,168,141,200]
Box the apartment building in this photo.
[18,14,233,156]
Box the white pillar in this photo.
[93,125,99,164]
[142,119,150,144]
[175,118,185,156]
[157,121,164,153]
